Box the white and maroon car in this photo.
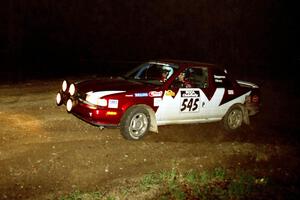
[56,60,260,140]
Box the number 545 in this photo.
[180,98,199,112]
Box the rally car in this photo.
[56,60,260,140]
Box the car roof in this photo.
[149,59,218,68]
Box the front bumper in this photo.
[71,99,122,127]
[56,91,122,127]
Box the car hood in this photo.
[76,77,158,94]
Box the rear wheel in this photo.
[120,106,150,140]
[223,105,243,131]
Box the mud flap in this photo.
[242,106,250,125]
[149,112,158,133]
[144,105,158,133]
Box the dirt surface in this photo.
[0,79,299,199]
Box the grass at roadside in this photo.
[58,166,294,200]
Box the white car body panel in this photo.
[155,88,250,126]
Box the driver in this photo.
[177,71,192,88]
[161,69,169,82]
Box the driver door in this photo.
[155,67,209,124]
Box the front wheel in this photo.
[120,106,150,140]
[223,105,243,131]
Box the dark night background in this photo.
[1,0,299,83]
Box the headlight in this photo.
[97,99,107,106]
[69,83,76,96]
[86,95,107,106]
[62,80,68,92]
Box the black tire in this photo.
[223,105,243,131]
[120,106,150,140]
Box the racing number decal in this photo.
[180,90,200,112]
[181,98,199,112]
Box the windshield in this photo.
[124,62,178,85]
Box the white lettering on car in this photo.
[134,93,148,97]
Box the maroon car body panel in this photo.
[56,60,261,128]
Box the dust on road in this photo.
[0,79,299,199]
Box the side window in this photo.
[133,63,149,79]
[213,69,233,88]
[189,67,209,88]
[171,67,209,88]
[135,64,162,80]
[171,68,194,88]
[145,64,161,79]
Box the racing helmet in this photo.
[161,66,173,79]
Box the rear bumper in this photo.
[246,103,260,116]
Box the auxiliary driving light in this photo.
[66,99,73,112]
[62,80,68,92]
[69,83,76,96]
[56,92,62,105]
